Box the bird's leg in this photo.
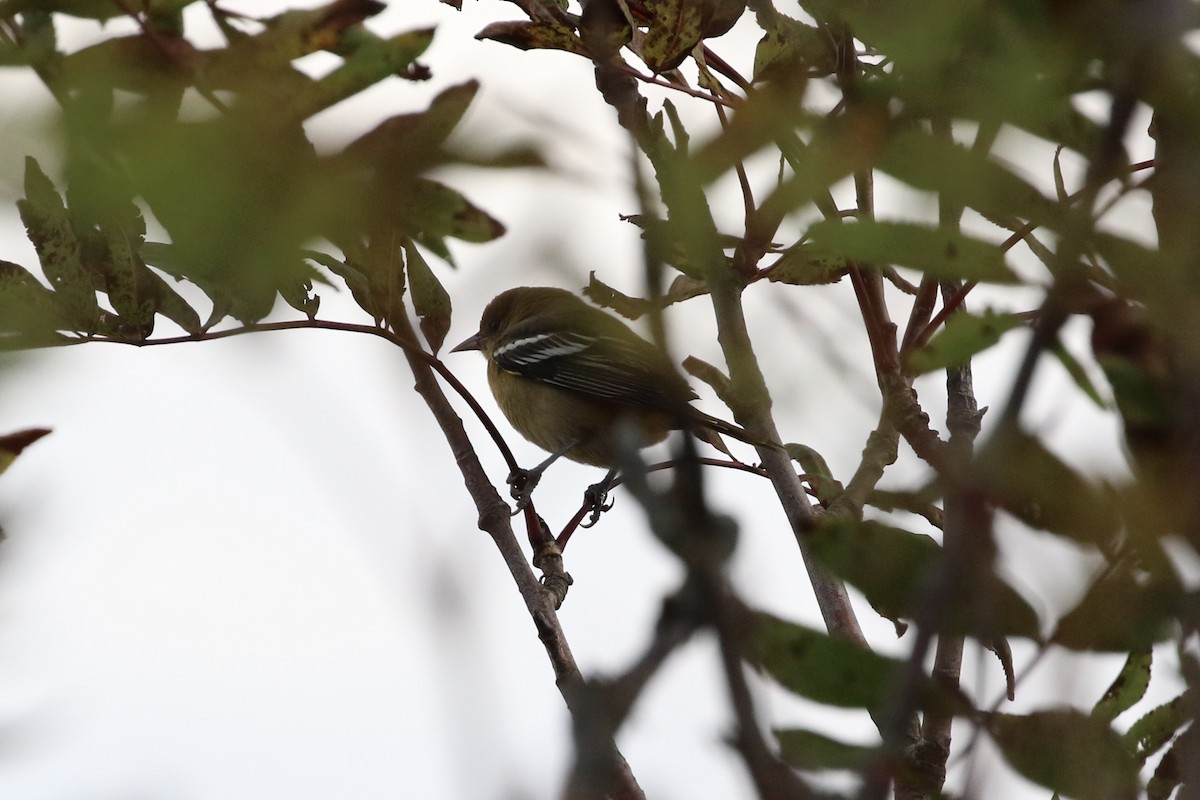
[507,440,579,513]
[581,468,618,528]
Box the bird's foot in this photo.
[507,467,543,514]
[581,480,615,528]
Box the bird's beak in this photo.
[450,331,484,353]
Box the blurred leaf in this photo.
[746,610,966,716]
[747,611,897,709]
[774,728,876,771]
[907,310,1025,373]
[1123,691,1193,764]
[0,428,51,476]
[475,20,588,55]
[283,27,435,123]
[879,129,1063,233]
[214,0,385,74]
[342,81,480,175]
[848,0,1107,156]
[1092,648,1152,723]
[123,112,329,323]
[988,710,1139,800]
[0,0,196,20]
[1092,231,1165,302]
[766,242,848,285]
[811,517,1040,639]
[1052,342,1107,408]
[444,140,547,170]
[1097,356,1172,437]
[0,260,69,341]
[805,220,1017,283]
[1051,570,1178,651]
[693,83,816,185]
[974,430,1120,545]
[17,157,101,333]
[405,243,451,353]
[62,32,199,96]
[399,178,506,258]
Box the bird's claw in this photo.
[581,481,615,528]
[507,468,542,514]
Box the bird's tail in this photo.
[689,409,783,456]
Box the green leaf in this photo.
[747,611,898,709]
[1092,648,1152,723]
[1051,570,1178,652]
[17,157,100,332]
[1123,690,1193,764]
[988,710,1139,800]
[405,243,451,353]
[746,610,966,716]
[774,728,876,771]
[906,310,1025,373]
[810,517,1040,639]
[766,242,848,285]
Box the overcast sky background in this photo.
[0,2,1180,798]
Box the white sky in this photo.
[0,2,1180,799]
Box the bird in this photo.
[451,286,775,513]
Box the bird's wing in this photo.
[492,329,695,412]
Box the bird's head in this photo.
[450,286,577,356]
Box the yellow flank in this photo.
[488,359,671,467]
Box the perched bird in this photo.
[451,286,773,509]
